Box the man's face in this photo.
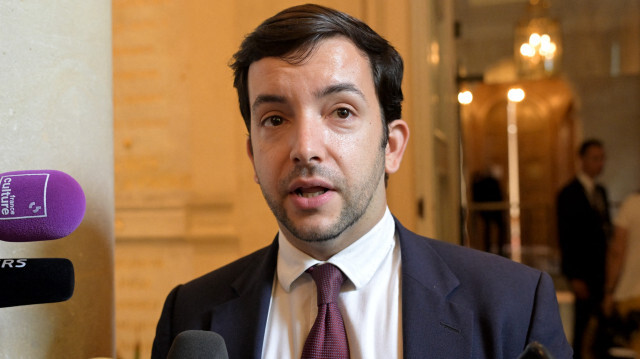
[246,37,391,256]
[581,145,606,178]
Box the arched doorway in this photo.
[461,77,576,272]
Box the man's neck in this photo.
[279,207,388,261]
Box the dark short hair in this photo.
[579,138,603,157]
[230,3,404,141]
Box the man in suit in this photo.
[152,4,571,358]
[557,139,611,358]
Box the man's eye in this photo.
[264,116,284,127]
[335,108,351,119]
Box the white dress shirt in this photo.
[261,208,402,359]
[577,172,596,199]
[612,194,640,301]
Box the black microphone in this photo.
[167,330,229,359]
[0,258,75,308]
[518,341,555,359]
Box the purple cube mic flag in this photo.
[0,170,86,242]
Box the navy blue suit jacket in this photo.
[557,178,610,292]
[151,218,572,358]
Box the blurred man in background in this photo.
[557,139,611,358]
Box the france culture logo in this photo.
[0,173,49,220]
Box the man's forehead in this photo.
[247,37,370,81]
[246,38,374,102]
[584,145,605,157]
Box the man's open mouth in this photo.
[294,187,329,198]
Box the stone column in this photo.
[0,1,114,358]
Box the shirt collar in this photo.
[577,171,596,194]
[276,207,396,292]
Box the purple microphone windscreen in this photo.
[0,258,75,308]
[0,170,86,242]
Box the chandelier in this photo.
[514,0,562,79]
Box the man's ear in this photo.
[385,119,410,174]
[246,136,259,183]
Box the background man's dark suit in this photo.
[152,218,571,359]
[557,178,611,356]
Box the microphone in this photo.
[167,330,229,359]
[518,341,555,359]
[0,170,86,242]
[0,258,75,308]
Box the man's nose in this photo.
[289,117,325,164]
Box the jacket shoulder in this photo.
[175,244,275,305]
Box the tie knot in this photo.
[307,263,345,305]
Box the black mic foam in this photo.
[167,330,229,359]
[518,341,555,359]
[0,258,75,308]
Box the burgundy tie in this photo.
[301,263,350,359]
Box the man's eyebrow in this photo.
[251,94,287,113]
[315,83,366,102]
[251,83,365,113]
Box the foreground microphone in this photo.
[0,170,85,242]
[518,341,555,359]
[0,258,74,308]
[167,330,229,359]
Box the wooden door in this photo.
[461,77,575,272]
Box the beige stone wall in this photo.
[0,1,114,358]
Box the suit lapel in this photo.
[209,223,475,358]
[210,238,279,359]
[396,219,474,359]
